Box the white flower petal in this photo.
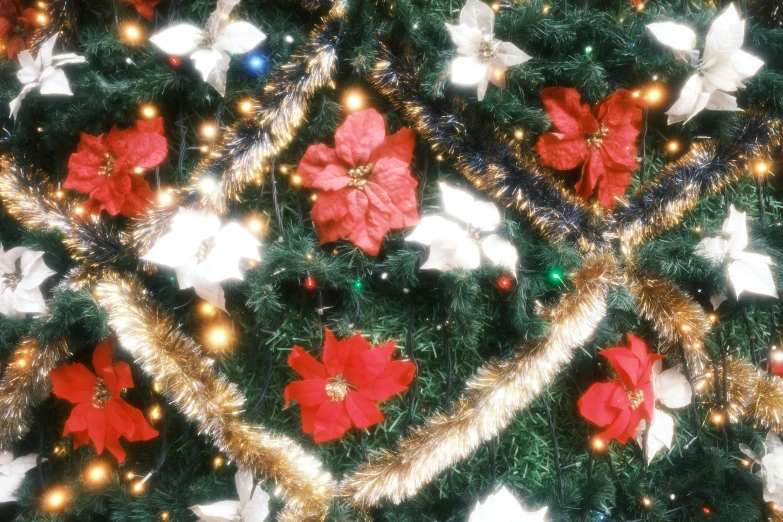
[235,468,254,505]
[439,183,476,224]
[469,486,547,522]
[468,200,501,232]
[459,0,494,37]
[39,67,73,96]
[493,41,531,68]
[191,48,224,82]
[16,50,40,84]
[406,215,461,247]
[703,3,745,63]
[481,234,517,272]
[445,23,483,56]
[0,453,39,503]
[190,500,243,522]
[646,22,697,54]
[665,74,710,125]
[242,488,270,522]
[9,82,38,119]
[214,21,266,54]
[710,291,728,311]
[150,24,205,56]
[451,238,482,270]
[655,367,692,409]
[646,409,675,464]
[728,254,778,300]
[451,55,488,87]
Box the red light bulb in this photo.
[304,277,317,290]
[169,56,181,67]
[496,276,513,291]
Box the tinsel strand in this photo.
[340,252,618,506]
[95,272,335,522]
[30,0,79,51]
[626,269,712,376]
[0,336,70,449]
[613,114,783,248]
[370,42,604,251]
[131,0,347,253]
[0,155,127,272]
[703,357,783,432]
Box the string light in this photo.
[238,99,254,114]
[636,1,645,10]
[591,437,605,451]
[131,480,146,495]
[641,497,652,508]
[152,382,163,393]
[514,129,525,140]
[491,2,500,11]
[496,275,513,291]
[541,4,550,14]
[711,411,724,425]
[199,144,210,153]
[204,324,232,354]
[198,177,218,195]
[120,22,144,45]
[156,188,175,206]
[160,512,171,521]
[435,154,444,161]
[304,276,317,290]
[199,301,217,317]
[643,85,666,107]
[200,123,218,139]
[741,458,751,467]
[291,174,302,186]
[54,189,64,199]
[246,215,265,234]
[666,140,680,154]
[42,486,69,512]
[73,205,85,217]
[213,456,224,469]
[35,11,49,26]
[148,404,163,422]
[343,89,366,112]
[84,461,111,487]
[279,165,289,175]
[52,444,65,456]
[702,506,712,515]
[125,471,135,481]
[284,34,294,43]
[140,104,158,119]
[754,160,770,177]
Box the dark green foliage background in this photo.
[1,0,783,520]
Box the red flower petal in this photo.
[71,429,90,449]
[600,406,633,443]
[345,391,384,429]
[578,381,623,428]
[312,400,352,443]
[288,345,328,379]
[344,340,396,387]
[88,408,107,455]
[103,429,127,462]
[300,406,319,434]
[540,87,596,134]
[283,379,329,407]
[50,362,98,404]
[105,398,134,438]
[63,401,91,435]
[345,190,389,256]
[298,143,350,190]
[595,90,642,136]
[600,346,643,388]
[532,132,588,171]
[92,338,115,373]
[323,328,358,376]
[356,359,416,401]
[116,399,159,442]
[127,0,160,20]
[370,127,416,166]
[334,109,387,167]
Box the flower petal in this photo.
[334,109,387,167]
[50,362,97,404]
[532,132,587,171]
[288,345,328,379]
[283,379,329,407]
[540,87,595,134]
[345,391,384,429]
[312,400,352,443]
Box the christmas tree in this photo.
[0,0,783,520]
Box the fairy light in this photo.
[641,497,652,508]
[52,444,65,456]
[199,144,210,153]
[42,486,69,512]
[37,1,46,7]
[157,189,174,206]
[120,22,144,44]
[140,104,158,119]
[199,301,217,317]
[35,11,49,26]
[54,189,64,199]
[491,2,500,11]
[279,165,289,175]
[666,140,680,154]
[774,351,783,363]
[741,459,751,467]
[291,174,302,186]
[148,404,163,422]
[541,4,550,13]
[238,99,254,114]
[73,205,85,217]
[205,325,232,354]
[711,411,724,425]
[200,123,218,139]
[514,129,525,140]
[133,167,144,174]
[644,85,666,107]
[636,1,645,10]
[152,381,163,393]
[160,512,171,521]
[125,471,135,481]
[198,176,218,195]
[131,480,146,494]
[84,461,110,487]
[754,160,770,177]
[435,154,444,161]
[246,215,265,234]
[591,437,605,451]
[213,456,224,469]
[343,90,366,112]
[310,194,318,202]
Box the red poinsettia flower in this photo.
[296,108,420,255]
[126,0,161,20]
[49,338,158,462]
[0,0,36,60]
[284,328,416,443]
[63,118,168,217]
[532,87,642,208]
[577,335,664,444]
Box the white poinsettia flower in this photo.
[741,432,783,506]
[0,245,56,318]
[0,452,40,503]
[9,33,86,119]
[469,486,548,522]
[190,468,270,522]
[406,183,518,272]
[634,360,692,463]
[696,205,778,310]
[446,0,532,101]
[150,0,266,96]
[647,3,764,125]
[141,208,261,311]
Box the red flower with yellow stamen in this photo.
[284,328,416,443]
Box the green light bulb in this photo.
[352,280,364,290]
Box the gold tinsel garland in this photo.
[95,272,335,522]
[626,270,712,375]
[702,357,783,432]
[340,252,618,506]
[0,336,70,449]
[131,0,347,254]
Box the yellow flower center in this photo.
[325,375,351,402]
[348,163,373,189]
[586,125,609,148]
[626,388,644,410]
[92,378,112,408]
[478,40,496,62]
[99,153,115,178]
